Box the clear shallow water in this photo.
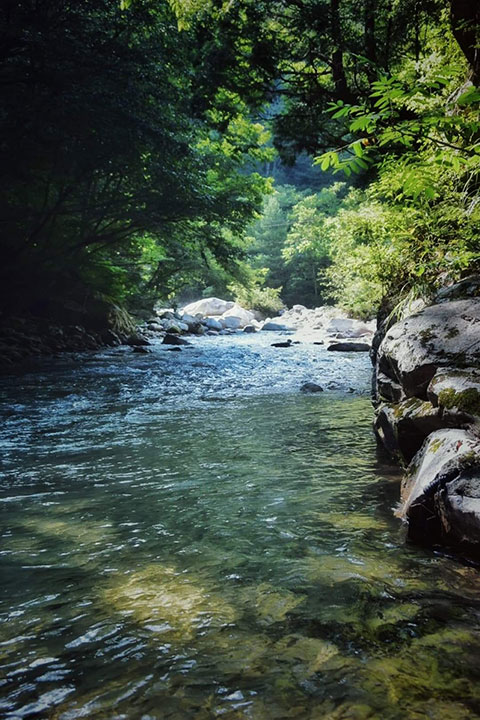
[1,335,480,719]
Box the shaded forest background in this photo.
[1,0,479,323]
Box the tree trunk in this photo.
[450,0,480,84]
[364,0,377,79]
[330,0,351,101]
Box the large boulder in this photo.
[435,275,480,303]
[182,297,234,317]
[427,367,480,421]
[398,429,480,555]
[374,397,472,465]
[221,303,255,328]
[376,371,405,404]
[325,317,374,338]
[377,298,480,398]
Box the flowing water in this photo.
[1,334,480,719]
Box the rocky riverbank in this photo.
[0,299,138,370]
[0,296,376,371]
[372,277,480,558]
[143,298,376,346]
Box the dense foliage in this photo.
[242,0,480,316]
[1,0,479,320]
[0,0,272,315]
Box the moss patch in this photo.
[419,328,437,347]
[446,326,460,339]
[438,387,480,416]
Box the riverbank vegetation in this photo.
[1,0,479,322]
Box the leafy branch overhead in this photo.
[315,72,480,199]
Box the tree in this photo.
[0,0,272,313]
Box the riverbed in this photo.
[1,334,480,719]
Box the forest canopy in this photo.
[1,0,479,319]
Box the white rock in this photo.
[221,303,255,327]
[182,297,234,317]
[325,317,373,337]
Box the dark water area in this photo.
[1,334,480,719]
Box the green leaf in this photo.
[456,87,480,106]
[352,141,364,157]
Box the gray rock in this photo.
[164,323,182,334]
[271,340,293,348]
[374,398,467,465]
[300,382,324,393]
[377,298,480,398]
[398,429,480,555]
[133,346,151,354]
[243,325,256,333]
[327,342,370,352]
[205,317,223,331]
[427,367,480,420]
[157,310,176,320]
[162,334,191,346]
[221,316,242,330]
[377,371,405,404]
[147,322,164,333]
[262,321,293,331]
[101,329,121,346]
[126,334,150,347]
[435,275,480,303]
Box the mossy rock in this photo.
[428,368,480,419]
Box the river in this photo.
[1,333,480,719]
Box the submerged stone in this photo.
[300,382,324,393]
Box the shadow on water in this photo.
[1,338,480,718]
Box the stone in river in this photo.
[162,334,191,346]
[300,382,324,393]
[205,317,223,331]
[271,340,293,348]
[126,333,150,347]
[327,342,370,352]
[263,321,293,331]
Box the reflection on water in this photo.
[1,336,480,718]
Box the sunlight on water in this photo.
[1,336,480,718]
